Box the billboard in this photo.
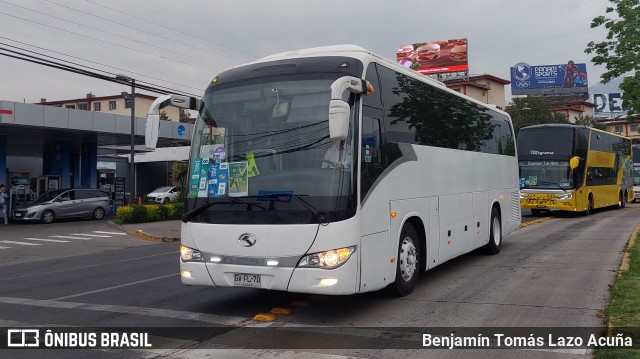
[396,39,468,75]
[510,61,588,95]
[590,77,627,117]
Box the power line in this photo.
[0,11,217,72]
[0,1,232,69]
[0,37,205,93]
[84,0,258,60]
[0,46,200,97]
[45,0,247,64]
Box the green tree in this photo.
[574,114,608,130]
[507,97,568,135]
[160,110,169,121]
[170,161,188,189]
[585,0,640,116]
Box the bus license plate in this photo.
[234,273,261,287]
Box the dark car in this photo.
[13,189,110,224]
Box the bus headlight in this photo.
[298,246,356,269]
[519,193,526,199]
[180,245,204,262]
[555,193,573,200]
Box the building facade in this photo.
[444,74,510,110]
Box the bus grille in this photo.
[510,192,520,223]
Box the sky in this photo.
[0,0,613,104]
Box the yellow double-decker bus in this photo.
[518,124,633,215]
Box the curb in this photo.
[517,216,552,229]
[125,229,179,242]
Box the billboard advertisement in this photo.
[590,77,627,117]
[511,61,588,95]
[396,39,468,75]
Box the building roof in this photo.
[469,74,511,84]
[37,93,158,105]
[549,106,585,113]
[566,100,596,108]
[446,81,490,91]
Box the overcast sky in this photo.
[0,0,612,104]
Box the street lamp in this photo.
[116,74,136,204]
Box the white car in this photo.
[147,186,180,204]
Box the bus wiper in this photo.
[539,181,567,192]
[181,198,266,222]
[257,190,328,225]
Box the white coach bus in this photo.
[148,45,520,296]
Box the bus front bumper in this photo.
[180,255,359,295]
[520,192,577,211]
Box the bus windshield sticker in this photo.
[229,161,249,197]
[208,162,229,197]
[246,152,260,177]
[189,158,202,198]
[528,176,538,186]
[198,158,211,198]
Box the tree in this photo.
[160,110,169,121]
[585,0,640,117]
[507,97,568,135]
[170,161,188,189]
[574,114,608,130]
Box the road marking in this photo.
[0,240,42,246]
[24,237,70,243]
[68,233,112,237]
[52,273,179,300]
[0,246,10,249]
[92,231,127,235]
[49,235,93,240]
[0,296,252,326]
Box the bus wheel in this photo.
[388,223,419,297]
[618,191,626,209]
[484,207,502,255]
[582,195,593,216]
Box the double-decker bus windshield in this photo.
[187,72,357,224]
[517,127,577,189]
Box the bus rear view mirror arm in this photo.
[329,76,373,140]
[145,94,202,149]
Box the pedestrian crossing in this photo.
[0,231,129,250]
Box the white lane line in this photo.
[68,233,112,238]
[49,235,93,240]
[92,231,127,236]
[52,273,179,300]
[0,296,252,326]
[0,246,11,249]
[0,240,41,246]
[24,237,70,243]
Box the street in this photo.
[0,205,638,358]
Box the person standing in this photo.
[0,184,8,225]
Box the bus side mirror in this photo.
[329,100,349,140]
[145,94,202,150]
[569,156,580,170]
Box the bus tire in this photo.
[388,223,420,297]
[530,209,542,216]
[484,207,502,255]
[618,191,626,209]
[582,194,593,216]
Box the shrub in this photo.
[158,205,169,220]
[116,205,134,223]
[165,203,184,219]
[144,205,161,221]
[131,205,148,223]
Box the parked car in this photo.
[146,186,180,204]
[13,189,109,224]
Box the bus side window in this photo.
[361,111,383,200]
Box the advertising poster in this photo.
[228,161,249,197]
[396,39,468,75]
[197,158,210,198]
[207,162,229,198]
[189,158,202,198]
[511,61,588,95]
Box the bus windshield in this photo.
[186,74,357,224]
[519,161,574,189]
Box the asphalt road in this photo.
[1,205,638,358]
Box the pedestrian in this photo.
[0,184,8,225]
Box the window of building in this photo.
[65,105,75,109]
[78,103,88,110]
[630,124,638,133]
[109,101,116,110]
[93,102,101,111]
[614,125,623,133]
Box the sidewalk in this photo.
[120,220,181,242]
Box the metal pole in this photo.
[130,79,136,203]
